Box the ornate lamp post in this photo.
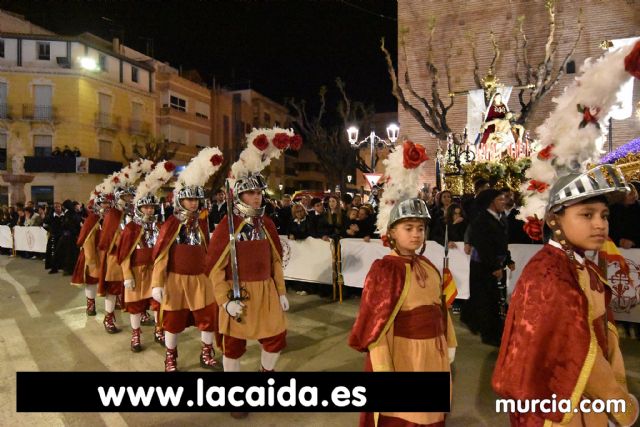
[347,123,399,171]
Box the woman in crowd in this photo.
[324,195,347,239]
[429,190,454,244]
[287,203,312,241]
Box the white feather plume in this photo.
[134,161,176,205]
[519,42,637,221]
[229,127,295,187]
[174,147,224,194]
[376,142,429,236]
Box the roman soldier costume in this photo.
[151,147,224,372]
[349,141,457,427]
[118,161,175,352]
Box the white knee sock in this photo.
[105,294,116,313]
[201,331,213,345]
[223,356,241,372]
[261,350,280,371]
[153,310,159,323]
[85,284,97,299]
[130,313,141,329]
[165,331,178,350]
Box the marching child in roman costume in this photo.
[349,141,457,426]
[349,140,457,427]
[118,161,176,352]
[97,160,153,334]
[207,128,302,375]
[492,40,640,426]
[70,179,113,317]
[151,148,224,372]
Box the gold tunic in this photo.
[369,255,457,426]
[209,239,287,340]
[103,228,124,282]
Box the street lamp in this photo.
[346,175,352,184]
[347,123,399,171]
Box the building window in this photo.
[37,42,50,60]
[170,95,186,112]
[0,39,4,58]
[566,60,576,74]
[31,186,54,206]
[99,139,112,160]
[0,186,7,206]
[0,133,6,170]
[34,135,53,157]
[0,82,7,119]
[195,112,208,119]
[131,66,139,83]
[99,54,107,71]
[223,115,230,145]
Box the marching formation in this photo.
[64,37,640,427]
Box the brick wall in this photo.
[398,0,640,184]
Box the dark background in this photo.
[1,0,398,112]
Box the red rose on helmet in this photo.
[253,134,269,151]
[289,135,303,151]
[523,216,543,241]
[402,141,429,169]
[624,40,640,79]
[273,133,290,150]
[527,179,549,193]
[112,176,120,184]
[210,154,223,166]
[164,161,176,172]
[537,144,555,161]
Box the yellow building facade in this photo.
[0,14,155,205]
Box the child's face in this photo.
[554,201,609,251]
[390,219,425,253]
[348,210,358,220]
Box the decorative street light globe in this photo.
[386,123,399,143]
[347,126,359,144]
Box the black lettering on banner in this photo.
[16,372,450,412]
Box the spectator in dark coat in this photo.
[54,200,82,275]
[609,181,640,249]
[276,194,293,235]
[44,202,64,272]
[461,189,514,347]
[208,189,227,231]
[309,197,332,240]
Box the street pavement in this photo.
[1,255,638,426]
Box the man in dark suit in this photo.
[207,189,227,231]
[275,194,293,235]
[43,202,64,273]
[461,188,515,347]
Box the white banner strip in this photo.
[0,225,12,249]
[13,226,48,253]
[280,236,333,284]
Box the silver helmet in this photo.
[134,193,158,221]
[173,185,205,220]
[388,198,431,230]
[233,173,267,217]
[546,164,629,214]
[114,185,136,201]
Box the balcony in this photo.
[95,113,121,131]
[0,103,12,120]
[159,106,210,128]
[22,104,57,122]
[128,120,151,136]
[24,156,122,174]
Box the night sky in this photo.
[0,0,398,112]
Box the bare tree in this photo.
[511,0,582,125]
[287,78,374,188]
[118,135,179,164]
[381,16,457,143]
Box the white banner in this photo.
[13,226,48,253]
[280,236,333,284]
[0,225,12,249]
[339,239,471,299]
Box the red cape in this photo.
[205,214,282,274]
[76,212,100,247]
[152,215,210,261]
[492,244,610,424]
[97,209,123,251]
[348,254,440,352]
[117,222,143,264]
